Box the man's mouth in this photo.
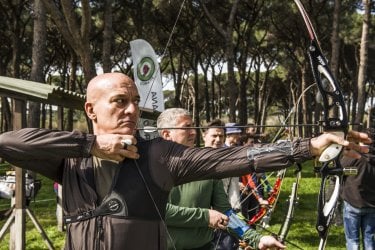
[119,120,136,127]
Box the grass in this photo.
[0,173,65,250]
[0,161,346,249]
[263,162,346,250]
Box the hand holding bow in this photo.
[310,131,370,159]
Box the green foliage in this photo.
[1,0,374,131]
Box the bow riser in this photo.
[307,40,348,132]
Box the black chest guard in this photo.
[64,138,170,224]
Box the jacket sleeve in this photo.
[165,203,210,228]
[242,228,263,249]
[249,138,311,172]
[0,128,95,181]
[166,138,312,185]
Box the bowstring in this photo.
[132,1,186,250]
[136,0,186,121]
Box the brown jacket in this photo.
[0,128,312,249]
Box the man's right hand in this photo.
[91,134,139,161]
[208,209,228,230]
[257,236,286,250]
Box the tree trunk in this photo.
[330,0,341,78]
[1,99,12,132]
[210,65,216,119]
[41,0,97,84]
[254,57,262,127]
[11,2,21,79]
[354,0,371,130]
[328,0,341,123]
[173,52,183,107]
[238,77,247,126]
[28,0,46,128]
[225,37,238,122]
[201,0,240,122]
[102,0,113,73]
[66,53,78,131]
[193,66,201,146]
[200,62,211,122]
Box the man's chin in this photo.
[116,127,136,135]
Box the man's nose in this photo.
[124,102,138,114]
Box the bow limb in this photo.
[251,165,302,250]
[246,170,285,226]
[278,164,301,243]
[259,170,285,226]
[294,1,348,249]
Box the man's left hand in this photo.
[310,130,371,159]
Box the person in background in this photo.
[241,133,255,147]
[202,119,226,149]
[160,109,233,250]
[0,72,370,250]
[224,123,243,147]
[239,134,269,221]
[202,119,240,249]
[203,120,241,211]
[245,124,257,141]
[246,123,264,143]
[340,127,375,250]
[222,122,243,210]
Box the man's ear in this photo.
[161,129,170,140]
[85,102,96,121]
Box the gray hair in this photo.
[157,108,191,135]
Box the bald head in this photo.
[87,73,134,103]
[85,73,140,135]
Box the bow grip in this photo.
[318,131,345,162]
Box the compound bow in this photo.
[294,0,348,249]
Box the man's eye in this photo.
[116,99,125,104]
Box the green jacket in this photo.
[165,179,264,250]
[166,179,230,249]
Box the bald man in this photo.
[0,72,370,250]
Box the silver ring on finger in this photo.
[121,139,132,149]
